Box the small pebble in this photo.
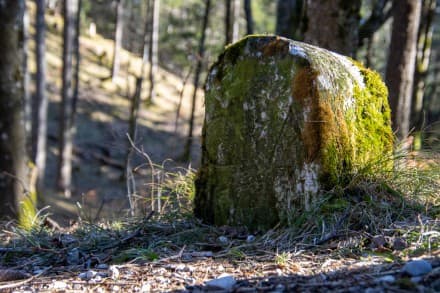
[402,260,432,277]
[392,237,407,251]
[96,263,109,270]
[377,275,395,283]
[246,235,256,242]
[109,266,120,280]
[410,276,423,283]
[206,274,236,290]
[141,282,151,292]
[274,284,285,292]
[52,280,67,289]
[218,236,229,244]
[79,270,96,280]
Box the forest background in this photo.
[0,0,438,229]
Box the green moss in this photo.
[196,36,394,230]
[18,190,37,230]
[350,61,393,168]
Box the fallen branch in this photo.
[0,266,51,290]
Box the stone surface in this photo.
[402,260,432,277]
[195,35,393,229]
[205,274,237,290]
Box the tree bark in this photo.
[72,0,81,120]
[243,0,253,35]
[23,4,31,157]
[225,0,232,45]
[304,0,362,57]
[35,0,48,193]
[0,0,31,220]
[147,0,160,102]
[411,0,436,147]
[275,0,306,40]
[58,0,79,198]
[111,0,124,83]
[142,0,151,66]
[385,0,422,140]
[182,0,211,161]
[232,0,240,42]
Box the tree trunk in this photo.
[111,0,124,83]
[304,0,362,57]
[232,0,240,42]
[385,0,421,140]
[23,4,32,157]
[182,0,211,161]
[226,0,240,45]
[411,0,436,148]
[243,0,253,35]
[35,0,48,193]
[72,0,81,116]
[225,0,232,45]
[142,0,151,66]
[58,0,79,198]
[147,0,160,102]
[125,77,142,216]
[0,0,34,224]
[275,0,306,41]
[195,36,393,230]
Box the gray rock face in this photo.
[402,260,432,277]
[195,35,393,229]
[205,274,236,290]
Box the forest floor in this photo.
[0,217,439,292]
[0,2,439,292]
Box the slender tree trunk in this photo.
[0,0,33,222]
[304,0,361,57]
[182,0,211,161]
[411,0,436,148]
[111,0,124,83]
[385,0,422,140]
[275,0,306,40]
[125,77,142,216]
[142,0,151,66]
[232,0,240,42]
[35,0,48,193]
[23,4,32,157]
[225,0,239,44]
[147,0,160,102]
[58,0,79,198]
[72,0,81,115]
[365,33,375,68]
[225,0,232,45]
[244,0,253,35]
[174,65,193,133]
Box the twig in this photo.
[156,245,186,262]
[100,211,154,251]
[126,134,156,211]
[0,266,52,290]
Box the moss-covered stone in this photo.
[194,35,393,230]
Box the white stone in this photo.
[206,274,236,290]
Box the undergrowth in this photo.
[0,142,438,269]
